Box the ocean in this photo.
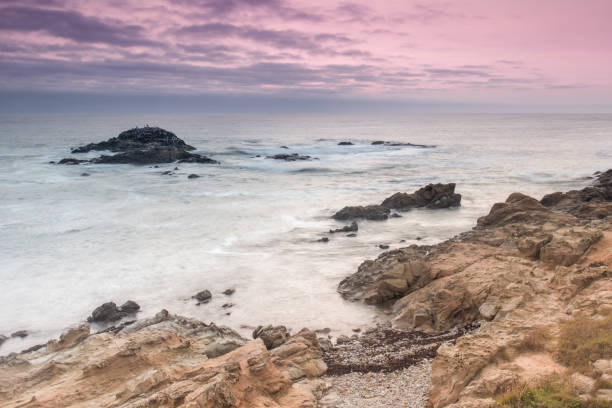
[1,113,611,354]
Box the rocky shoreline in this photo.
[1,170,611,407]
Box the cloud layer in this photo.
[0,0,611,106]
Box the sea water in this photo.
[1,113,611,354]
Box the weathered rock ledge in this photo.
[0,310,328,407]
[336,169,612,407]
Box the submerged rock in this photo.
[371,140,435,148]
[0,334,7,346]
[223,288,236,296]
[187,173,200,179]
[58,158,87,165]
[338,141,354,145]
[11,330,28,338]
[267,153,313,161]
[60,126,219,165]
[381,183,461,210]
[329,221,358,233]
[333,205,390,221]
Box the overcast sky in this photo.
[1,0,611,113]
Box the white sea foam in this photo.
[0,113,611,354]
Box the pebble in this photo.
[319,360,432,408]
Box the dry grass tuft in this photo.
[557,315,612,375]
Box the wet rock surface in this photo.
[253,325,291,350]
[87,301,140,323]
[59,126,218,165]
[333,205,390,221]
[381,183,461,210]
[192,289,212,305]
[332,183,460,221]
[329,221,358,233]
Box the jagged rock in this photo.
[270,328,327,380]
[329,221,358,233]
[267,153,312,161]
[381,183,461,210]
[87,302,122,323]
[193,290,212,305]
[0,312,326,408]
[332,205,390,221]
[253,325,290,350]
[46,324,90,352]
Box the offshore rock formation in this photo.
[337,170,612,407]
[381,183,461,210]
[59,126,219,165]
[0,310,328,408]
[332,205,390,221]
[332,183,461,220]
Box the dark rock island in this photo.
[333,183,461,220]
[59,126,219,165]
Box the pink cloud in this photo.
[0,0,610,106]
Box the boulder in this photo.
[253,325,291,350]
[119,300,140,314]
[193,290,212,305]
[329,221,358,233]
[381,183,461,210]
[87,302,123,323]
[332,205,390,221]
[222,288,235,296]
[338,141,354,145]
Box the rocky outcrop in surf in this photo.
[381,183,461,210]
[59,126,219,165]
[335,170,612,407]
[332,183,461,220]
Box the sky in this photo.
[0,0,611,113]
